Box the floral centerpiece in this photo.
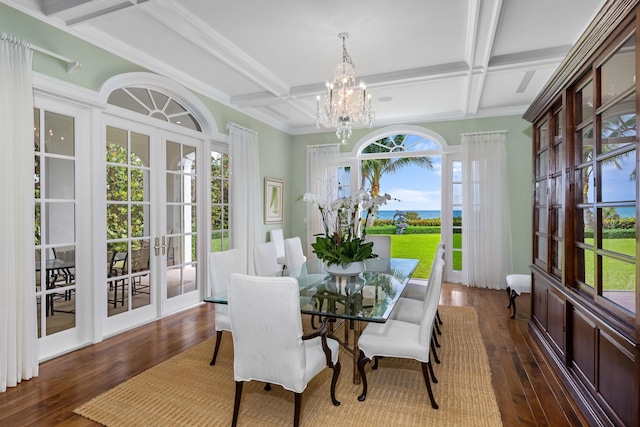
[301,188,392,268]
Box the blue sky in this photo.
[376,156,442,211]
[600,153,636,203]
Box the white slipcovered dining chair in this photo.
[401,241,445,300]
[364,234,391,259]
[284,236,307,277]
[284,236,323,328]
[390,246,446,363]
[208,249,245,365]
[393,244,445,322]
[253,241,281,276]
[270,228,287,268]
[356,257,445,409]
[228,273,341,427]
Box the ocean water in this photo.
[375,210,461,220]
[376,207,635,220]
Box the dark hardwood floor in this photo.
[0,283,588,426]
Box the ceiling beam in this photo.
[143,1,291,98]
[39,0,92,16]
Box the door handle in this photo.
[154,237,160,256]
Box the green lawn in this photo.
[388,234,442,279]
[583,238,635,291]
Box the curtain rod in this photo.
[460,130,509,136]
[0,31,81,73]
[226,122,258,136]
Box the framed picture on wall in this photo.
[264,178,284,224]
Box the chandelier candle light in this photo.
[316,33,375,145]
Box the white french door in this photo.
[35,100,91,360]
[161,131,201,313]
[442,150,462,283]
[104,117,202,334]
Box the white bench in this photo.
[506,274,531,319]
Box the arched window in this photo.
[348,126,461,282]
[361,134,441,155]
[108,87,202,131]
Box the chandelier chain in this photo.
[340,33,353,67]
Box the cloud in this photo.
[383,188,441,210]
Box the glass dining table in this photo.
[205,257,420,384]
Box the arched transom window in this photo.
[360,134,441,156]
[108,87,202,131]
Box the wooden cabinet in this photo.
[524,1,639,426]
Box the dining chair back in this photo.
[365,234,391,259]
[228,273,341,426]
[253,241,281,276]
[208,248,245,365]
[269,228,287,267]
[401,242,445,301]
[284,237,306,277]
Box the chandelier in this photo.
[316,33,374,144]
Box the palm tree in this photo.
[360,135,434,196]
[581,113,635,229]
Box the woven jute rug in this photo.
[75,305,502,426]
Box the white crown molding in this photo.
[32,71,104,108]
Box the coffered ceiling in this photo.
[6,0,605,135]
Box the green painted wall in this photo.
[2,3,533,276]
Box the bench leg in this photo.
[508,289,518,319]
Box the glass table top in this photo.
[204,257,419,323]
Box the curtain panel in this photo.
[461,131,513,289]
[305,145,339,259]
[228,123,261,275]
[0,35,39,393]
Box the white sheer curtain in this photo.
[229,123,261,275]
[461,131,513,289]
[305,144,339,259]
[0,35,39,393]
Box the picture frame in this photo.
[264,178,284,224]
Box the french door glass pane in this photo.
[45,158,75,198]
[35,109,77,337]
[166,140,198,299]
[106,126,151,316]
[211,150,229,252]
[452,183,461,205]
[44,111,75,156]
